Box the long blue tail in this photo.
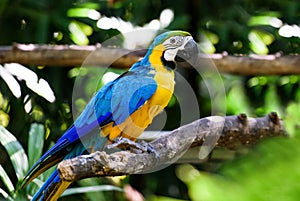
[30,141,86,201]
[31,169,71,201]
[25,129,108,200]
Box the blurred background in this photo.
[0,0,299,200]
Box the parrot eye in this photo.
[170,38,176,44]
[165,36,184,48]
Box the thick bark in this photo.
[57,112,286,182]
[0,44,299,75]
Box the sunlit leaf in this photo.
[248,30,274,54]
[69,21,91,45]
[0,65,21,98]
[176,164,200,184]
[285,102,300,136]
[61,185,123,197]
[256,30,274,45]
[150,195,187,201]
[28,123,44,167]
[264,84,283,116]
[0,188,14,201]
[74,179,107,201]
[4,63,56,102]
[227,82,251,114]
[198,41,216,54]
[198,31,217,53]
[249,32,268,54]
[31,105,45,122]
[248,16,282,28]
[188,172,239,201]
[0,110,9,127]
[186,136,300,201]
[28,177,44,197]
[0,164,14,193]
[67,8,100,20]
[203,30,219,44]
[0,126,28,180]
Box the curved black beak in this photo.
[175,39,198,65]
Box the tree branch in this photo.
[0,43,141,68]
[57,112,287,182]
[1,44,299,75]
[199,53,300,75]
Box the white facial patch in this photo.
[163,36,193,61]
[164,48,177,61]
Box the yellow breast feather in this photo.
[101,44,175,141]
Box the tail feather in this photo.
[20,139,70,189]
[30,142,91,200]
[31,170,71,201]
[21,125,104,189]
[22,126,108,200]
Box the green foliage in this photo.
[0,124,41,200]
[0,126,28,182]
[0,0,299,200]
[179,135,300,201]
[63,185,122,197]
[28,124,44,168]
[0,124,121,200]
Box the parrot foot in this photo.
[107,137,157,155]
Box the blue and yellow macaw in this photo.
[20,30,198,201]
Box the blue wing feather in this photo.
[21,67,158,193]
[109,72,157,125]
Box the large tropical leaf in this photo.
[0,126,28,180]
[0,164,14,193]
[0,188,13,201]
[28,123,44,167]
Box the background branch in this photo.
[58,112,287,182]
[0,44,299,75]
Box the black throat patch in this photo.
[161,51,176,70]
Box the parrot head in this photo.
[146,30,199,68]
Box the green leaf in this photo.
[285,102,300,136]
[69,21,91,45]
[150,195,187,201]
[186,136,300,201]
[0,164,14,193]
[264,84,283,116]
[227,84,251,114]
[28,123,44,167]
[0,126,28,180]
[28,177,44,197]
[0,188,14,201]
[61,185,123,197]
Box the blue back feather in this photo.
[23,65,158,201]
[24,30,192,200]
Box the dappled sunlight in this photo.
[0,1,300,201]
[69,21,93,45]
[0,65,21,98]
[67,8,101,20]
[160,9,174,28]
[1,63,56,103]
[279,24,300,38]
[245,14,299,54]
[96,9,175,49]
[101,71,120,85]
[248,16,283,28]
